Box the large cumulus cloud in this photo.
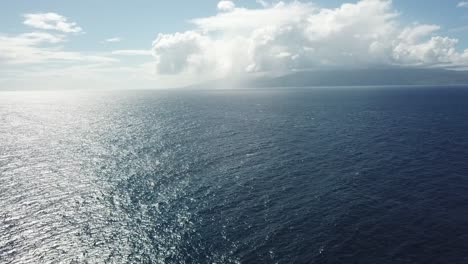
[152,31,209,74]
[151,0,468,79]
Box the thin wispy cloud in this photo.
[23,12,82,33]
[112,49,152,56]
[1,12,114,66]
[0,32,63,63]
[0,31,116,64]
[458,1,468,7]
[256,0,270,8]
[105,37,122,43]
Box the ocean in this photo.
[1,87,468,263]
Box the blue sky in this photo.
[1,0,468,89]
[3,1,468,49]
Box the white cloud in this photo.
[152,31,213,74]
[3,32,66,45]
[105,37,122,43]
[193,2,313,33]
[217,1,236,12]
[0,13,112,66]
[256,0,270,8]
[151,0,468,81]
[23,13,82,33]
[4,1,468,90]
[0,32,115,64]
[458,1,468,7]
[1,13,158,90]
[112,49,152,56]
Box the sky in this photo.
[1,0,468,90]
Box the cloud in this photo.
[105,37,122,43]
[217,1,236,12]
[112,49,152,56]
[3,32,66,45]
[0,13,117,66]
[1,13,157,90]
[152,31,213,74]
[458,2,468,7]
[151,0,468,81]
[0,32,115,64]
[1,13,113,65]
[23,13,82,33]
[256,0,270,8]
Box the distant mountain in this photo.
[187,68,468,89]
[254,68,468,87]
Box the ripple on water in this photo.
[2,88,468,263]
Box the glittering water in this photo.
[1,87,468,263]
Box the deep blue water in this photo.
[1,87,468,263]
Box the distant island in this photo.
[189,68,468,89]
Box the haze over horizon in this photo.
[2,0,468,90]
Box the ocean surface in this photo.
[1,87,468,264]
